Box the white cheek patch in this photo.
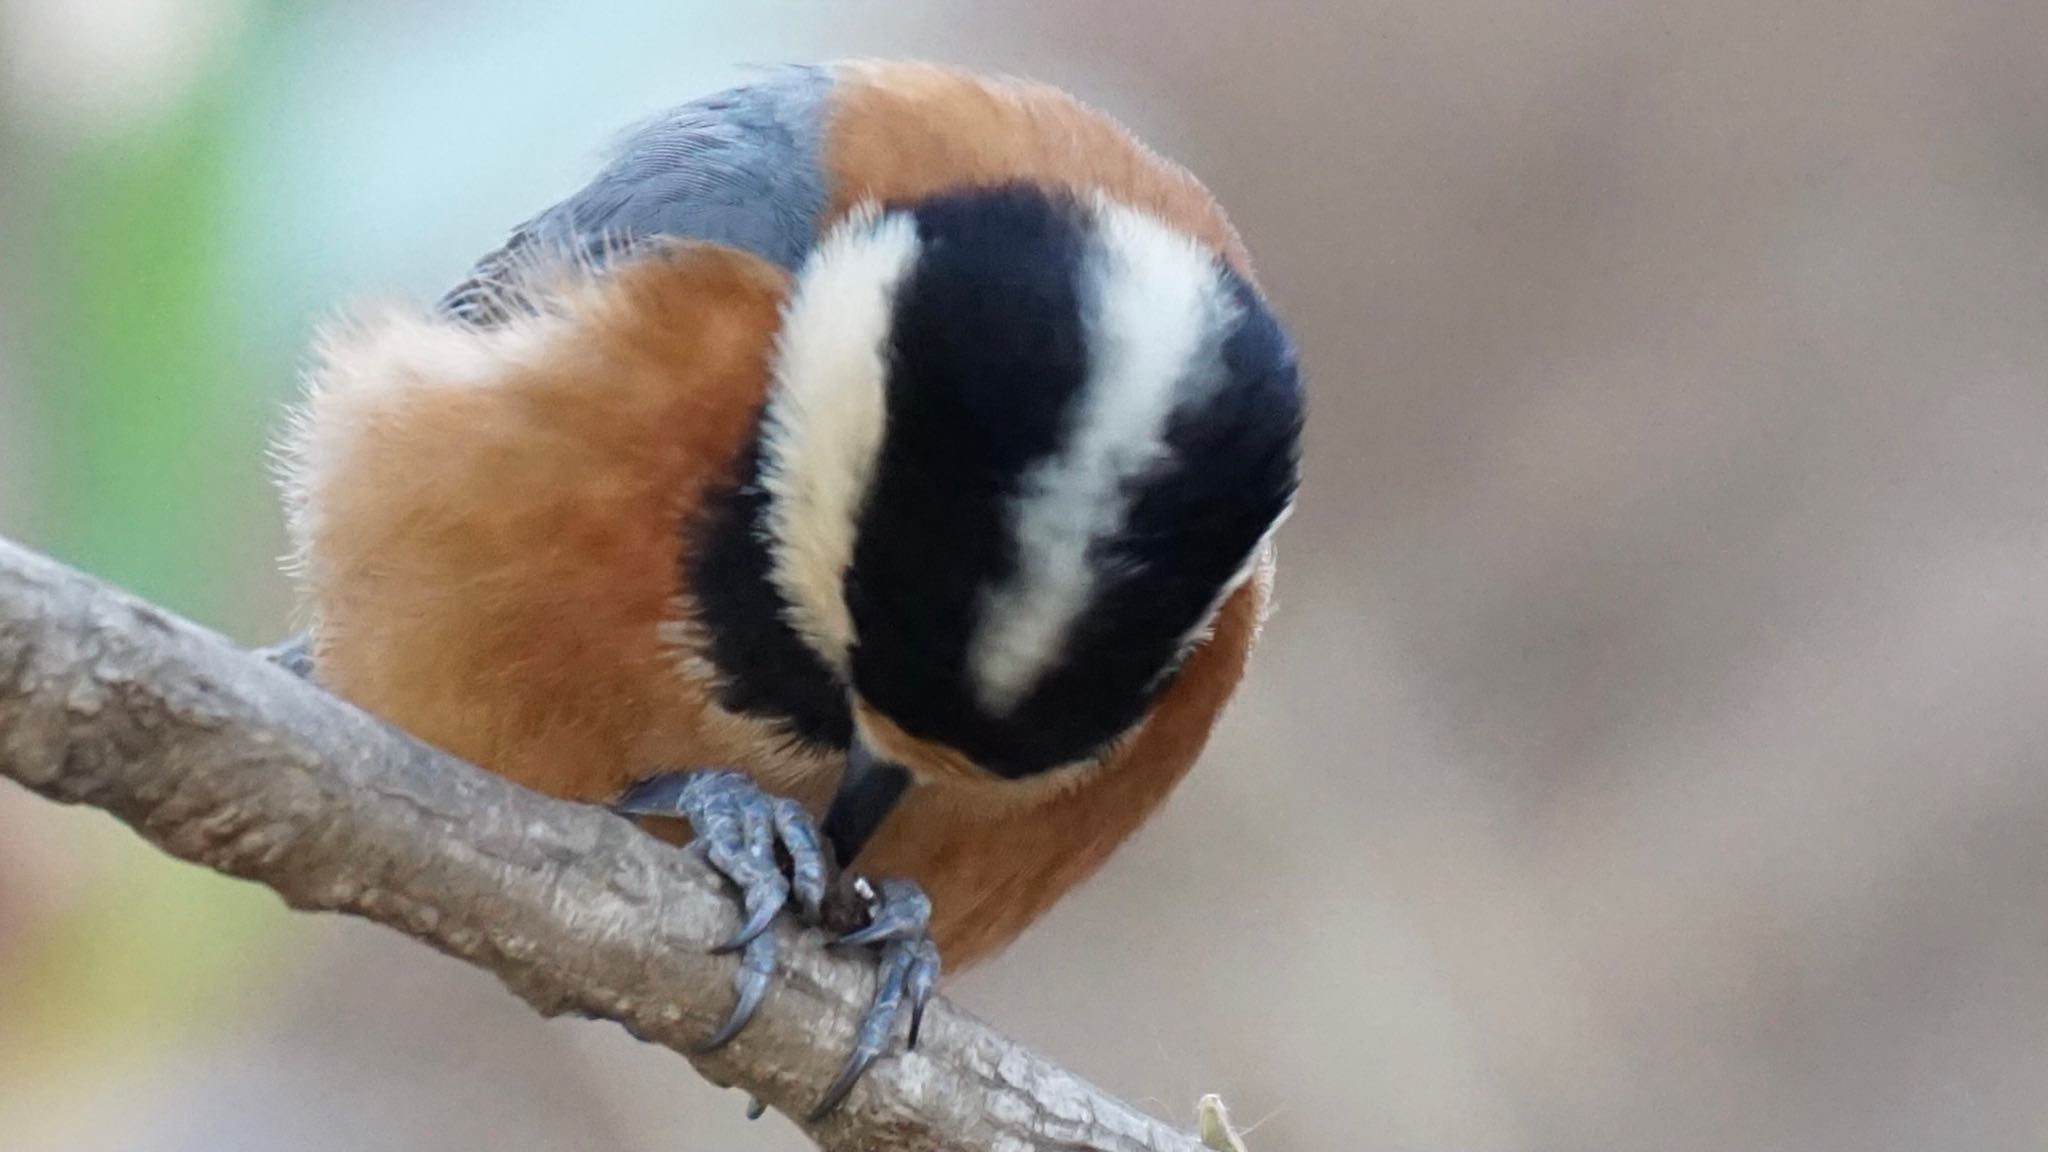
[968,197,1242,716]
[757,207,920,677]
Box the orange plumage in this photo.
[281,60,1290,976]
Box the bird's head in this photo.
[691,184,1302,854]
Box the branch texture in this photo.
[0,536,1211,1152]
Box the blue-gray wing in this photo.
[440,65,835,325]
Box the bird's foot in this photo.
[615,771,825,1049]
[812,875,940,1118]
[257,632,316,678]
[613,771,940,1119]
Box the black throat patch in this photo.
[686,431,855,750]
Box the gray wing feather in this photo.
[441,65,835,324]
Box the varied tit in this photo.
[272,59,1303,1117]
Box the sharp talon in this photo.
[606,769,934,1083]
[832,878,929,947]
[745,1096,767,1121]
[714,888,784,954]
[615,770,821,1052]
[810,927,927,1118]
[696,931,774,1052]
[258,632,316,679]
[696,980,763,1051]
[613,774,694,815]
[808,1047,879,1121]
[905,940,940,1050]
[830,921,894,948]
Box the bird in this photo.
[270,58,1304,1119]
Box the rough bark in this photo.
[0,535,1214,1152]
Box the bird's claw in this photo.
[257,632,316,679]
[698,928,776,1051]
[834,877,930,947]
[612,771,940,1120]
[810,878,941,1119]
[615,771,825,1046]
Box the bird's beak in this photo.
[821,733,910,869]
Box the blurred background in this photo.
[5,1,2048,1149]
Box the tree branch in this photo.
[0,535,1215,1152]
